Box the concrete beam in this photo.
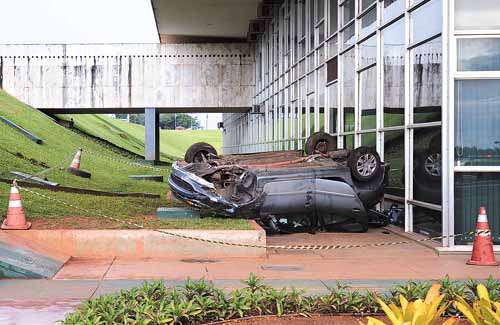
[145,108,160,162]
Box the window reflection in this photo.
[413,37,442,124]
[343,22,355,49]
[410,0,442,45]
[343,0,355,25]
[344,134,354,149]
[360,7,376,38]
[455,0,500,30]
[383,19,405,127]
[328,83,338,133]
[359,35,376,69]
[455,80,500,166]
[458,38,500,71]
[455,173,500,245]
[383,0,404,23]
[360,66,377,130]
[413,126,442,205]
[343,49,355,132]
[361,132,376,149]
[384,130,405,197]
[413,206,442,239]
[329,0,338,35]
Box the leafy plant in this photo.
[364,284,457,325]
[454,283,500,325]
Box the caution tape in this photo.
[15,185,491,251]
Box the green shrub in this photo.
[63,275,499,324]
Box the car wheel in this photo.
[184,142,218,163]
[347,146,381,182]
[304,132,337,155]
[415,152,441,184]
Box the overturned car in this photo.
[168,132,388,233]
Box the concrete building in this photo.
[0,0,499,251]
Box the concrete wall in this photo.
[0,43,254,112]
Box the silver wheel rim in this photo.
[356,153,377,177]
[424,153,441,177]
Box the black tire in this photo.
[304,132,337,155]
[67,167,91,179]
[414,152,441,185]
[184,142,218,163]
[347,146,381,182]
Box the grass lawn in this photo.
[0,90,248,230]
[58,114,223,161]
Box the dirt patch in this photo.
[211,315,462,325]
[30,215,159,229]
[9,151,50,168]
[211,315,379,325]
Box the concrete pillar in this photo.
[145,108,160,163]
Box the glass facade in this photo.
[223,0,499,248]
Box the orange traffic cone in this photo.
[467,207,498,266]
[1,181,31,230]
[69,149,82,169]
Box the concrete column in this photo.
[145,108,160,163]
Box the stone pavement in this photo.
[0,230,498,324]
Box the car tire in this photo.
[414,152,441,185]
[304,132,337,155]
[184,142,218,163]
[347,146,381,182]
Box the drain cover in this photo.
[261,265,303,271]
[180,258,219,264]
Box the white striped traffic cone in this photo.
[467,207,498,266]
[69,149,82,169]
[1,181,31,230]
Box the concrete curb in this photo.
[0,232,70,279]
[11,221,266,259]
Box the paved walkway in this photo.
[1,230,498,324]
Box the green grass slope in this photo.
[0,91,247,230]
[58,114,223,161]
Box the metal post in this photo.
[145,108,160,163]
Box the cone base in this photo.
[1,219,31,230]
[467,259,499,266]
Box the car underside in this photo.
[168,133,389,233]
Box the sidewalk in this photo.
[1,230,498,324]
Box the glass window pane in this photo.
[413,126,442,204]
[327,34,338,59]
[455,0,500,31]
[328,83,338,133]
[316,0,324,22]
[360,66,377,130]
[318,44,325,65]
[359,6,376,38]
[361,132,376,149]
[342,0,355,25]
[413,37,442,124]
[359,35,376,69]
[384,130,405,197]
[342,48,355,132]
[329,0,338,35]
[383,18,405,127]
[455,173,500,245]
[413,206,442,239]
[383,0,404,23]
[458,38,500,71]
[410,0,442,45]
[455,80,500,166]
[343,22,355,49]
[318,22,325,44]
[344,134,354,149]
[309,94,315,135]
[360,0,375,12]
[327,56,338,82]
[310,0,315,49]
